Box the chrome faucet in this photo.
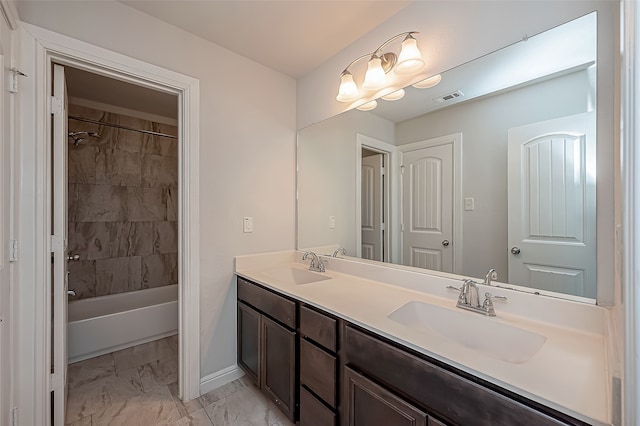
[332,247,347,257]
[484,268,498,286]
[447,279,507,316]
[302,251,326,273]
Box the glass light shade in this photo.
[412,74,442,89]
[356,100,377,111]
[362,56,387,90]
[336,72,359,102]
[381,89,405,101]
[396,36,425,74]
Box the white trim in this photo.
[398,133,463,274]
[0,0,19,30]
[68,96,179,126]
[355,133,398,262]
[17,23,201,424]
[622,1,638,424]
[199,365,245,396]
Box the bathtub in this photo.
[68,284,178,363]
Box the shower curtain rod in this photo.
[68,115,178,139]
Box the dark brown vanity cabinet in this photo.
[237,277,297,421]
[299,305,339,426]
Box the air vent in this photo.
[433,90,464,103]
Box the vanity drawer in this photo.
[300,305,337,352]
[344,326,577,426]
[300,338,337,407]
[300,385,336,426]
[237,277,296,329]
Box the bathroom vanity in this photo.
[235,251,610,426]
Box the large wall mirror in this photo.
[298,12,601,302]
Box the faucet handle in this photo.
[446,285,461,292]
[484,292,507,302]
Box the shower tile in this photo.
[67,260,96,299]
[109,222,154,257]
[96,148,142,187]
[154,221,178,254]
[68,145,97,184]
[75,184,127,222]
[68,353,115,390]
[155,122,178,138]
[172,408,213,426]
[90,383,180,426]
[113,338,175,373]
[142,154,178,188]
[141,253,178,288]
[127,187,167,221]
[167,188,178,221]
[68,184,79,223]
[65,415,92,426]
[114,127,147,154]
[166,335,179,357]
[143,134,178,158]
[68,222,111,260]
[95,256,142,296]
[138,356,178,392]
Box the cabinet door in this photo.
[237,302,261,385]
[261,315,296,420]
[345,367,427,426]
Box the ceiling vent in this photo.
[433,90,464,103]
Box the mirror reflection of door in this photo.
[507,112,596,298]
[400,140,453,272]
[361,150,384,261]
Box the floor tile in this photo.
[168,381,203,418]
[203,384,292,426]
[68,353,115,390]
[197,378,245,407]
[139,356,178,391]
[171,408,213,426]
[112,338,174,373]
[91,385,181,426]
[166,334,179,356]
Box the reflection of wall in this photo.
[67,104,178,300]
[395,69,593,279]
[298,110,394,254]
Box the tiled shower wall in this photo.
[67,104,178,300]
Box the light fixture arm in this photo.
[341,31,420,75]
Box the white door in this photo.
[51,63,69,425]
[361,154,384,260]
[507,112,596,298]
[401,143,453,272]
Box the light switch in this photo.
[243,216,253,233]
[329,216,336,229]
[464,198,475,211]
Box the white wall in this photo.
[298,109,394,254]
[396,69,593,285]
[16,0,296,382]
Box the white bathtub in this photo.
[68,284,178,363]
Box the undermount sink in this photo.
[261,266,332,285]
[388,301,546,364]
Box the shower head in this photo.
[68,131,101,145]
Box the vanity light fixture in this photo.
[336,31,425,106]
[356,100,378,111]
[381,89,405,101]
[412,73,442,89]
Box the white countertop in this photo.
[235,251,610,425]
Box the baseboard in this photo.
[199,364,245,395]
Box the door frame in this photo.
[18,23,201,424]
[398,133,463,274]
[356,133,396,262]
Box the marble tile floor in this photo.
[65,336,294,426]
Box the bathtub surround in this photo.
[67,104,179,300]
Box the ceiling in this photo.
[119,0,412,79]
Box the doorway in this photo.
[19,25,201,426]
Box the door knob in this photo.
[67,254,80,261]
[511,247,521,255]
[442,240,450,247]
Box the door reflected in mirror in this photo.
[297,12,598,301]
